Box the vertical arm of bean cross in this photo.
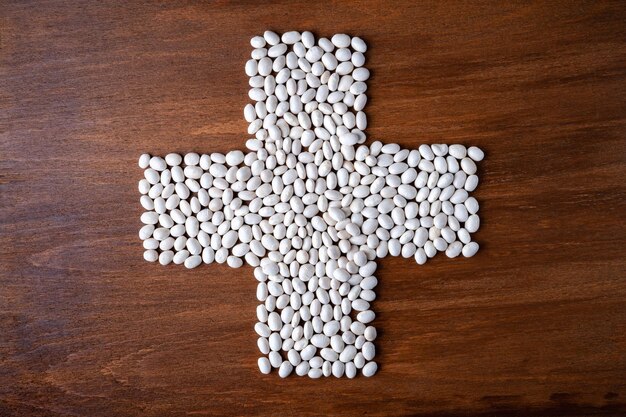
[138,31,483,378]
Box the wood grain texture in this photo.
[1,1,626,416]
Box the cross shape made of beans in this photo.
[138,31,484,378]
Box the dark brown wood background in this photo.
[1,1,625,416]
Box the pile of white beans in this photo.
[138,31,483,378]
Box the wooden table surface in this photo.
[2,1,626,416]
